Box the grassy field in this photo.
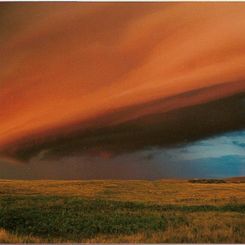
[0,179,244,243]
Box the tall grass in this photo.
[0,179,244,243]
[0,195,244,243]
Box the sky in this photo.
[0,130,244,179]
[0,3,244,179]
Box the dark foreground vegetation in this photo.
[0,179,244,243]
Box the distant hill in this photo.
[226,176,245,183]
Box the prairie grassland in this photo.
[0,179,244,243]
[0,229,41,243]
[0,179,244,205]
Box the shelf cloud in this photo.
[0,3,245,163]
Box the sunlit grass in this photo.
[0,179,244,243]
[0,179,244,205]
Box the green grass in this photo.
[0,196,167,241]
[0,180,244,243]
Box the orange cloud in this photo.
[0,3,245,149]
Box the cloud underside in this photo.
[1,3,245,164]
[4,90,245,162]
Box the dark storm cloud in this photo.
[0,3,245,169]
[232,141,245,148]
[2,90,244,163]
